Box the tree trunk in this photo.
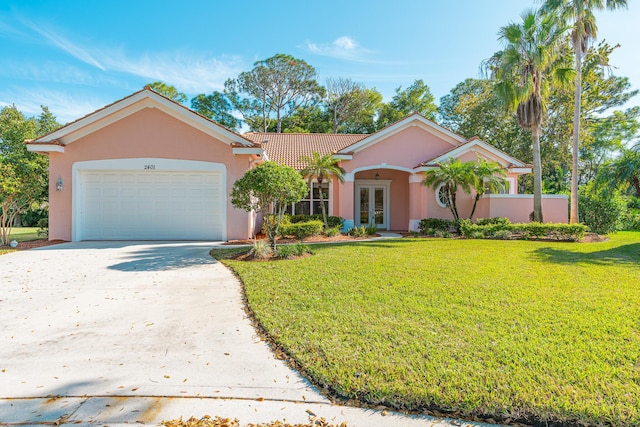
[469,194,480,220]
[570,46,582,224]
[317,178,328,228]
[532,126,544,222]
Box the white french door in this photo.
[355,180,390,229]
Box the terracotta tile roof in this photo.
[243,132,368,169]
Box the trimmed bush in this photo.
[418,218,456,235]
[278,220,324,239]
[289,214,344,228]
[459,219,587,241]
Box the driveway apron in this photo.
[0,242,493,427]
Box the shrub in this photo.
[364,223,378,235]
[460,219,587,241]
[418,218,455,235]
[261,214,291,236]
[249,240,273,259]
[37,218,48,238]
[627,196,640,210]
[579,187,626,234]
[492,229,512,240]
[276,242,311,259]
[289,214,344,228]
[347,226,368,237]
[324,226,341,237]
[475,217,510,227]
[21,208,48,227]
[620,211,640,231]
[278,220,324,240]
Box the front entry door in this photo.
[355,181,389,229]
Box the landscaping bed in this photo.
[215,232,640,426]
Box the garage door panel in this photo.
[79,170,224,240]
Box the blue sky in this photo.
[1,0,638,124]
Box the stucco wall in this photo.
[48,107,253,241]
[344,126,458,173]
[354,169,410,230]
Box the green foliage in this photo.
[225,54,324,133]
[289,214,344,228]
[190,92,240,130]
[363,223,378,236]
[20,207,48,227]
[595,147,640,198]
[324,226,341,237]
[475,217,511,226]
[147,81,187,104]
[37,218,48,238]
[377,79,437,128]
[417,218,456,234]
[347,226,368,237]
[299,151,345,228]
[423,158,506,221]
[1,105,59,245]
[249,240,273,259]
[579,185,626,234]
[459,219,586,241]
[278,220,324,240]
[231,162,308,249]
[275,242,312,259]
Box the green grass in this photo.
[5,227,41,242]
[216,232,640,426]
[0,227,43,254]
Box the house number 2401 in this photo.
[144,164,156,170]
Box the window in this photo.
[286,182,329,215]
[435,183,450,208]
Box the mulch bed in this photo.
[4,239,67,250]
[223,233,378,246]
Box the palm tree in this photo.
[299,151,345,228]
[595,148,640,197]
[543,0,628,224]
[485,8,571,222]
[423,159,475,221]
[468,159,508,219]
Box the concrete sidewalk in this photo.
[0,241,494,427]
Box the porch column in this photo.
[340,174,355,231]
[408,174,425,232]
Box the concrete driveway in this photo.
[0,242,490,427]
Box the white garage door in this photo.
[79,170,224,240]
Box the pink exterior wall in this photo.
[48,107,254,241]
[475,195,569,223]
[344,126,458,172]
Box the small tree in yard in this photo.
[231,162,308,250]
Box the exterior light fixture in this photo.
[375,172,380,180]
[56,177,64,192]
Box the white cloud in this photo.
[20,19,105,71]
[0,87,109,124]
[100,50,244,93]
[305,36,374,62]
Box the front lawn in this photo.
[216,232,640,426]
[3,227,41,242]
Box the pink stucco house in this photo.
[26,88,568,242]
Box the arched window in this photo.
[435,183,449,208]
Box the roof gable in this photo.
[418,137,531,169]
[28,88,256,148]
[337,113,466,154]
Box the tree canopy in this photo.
[0,105,60,245]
